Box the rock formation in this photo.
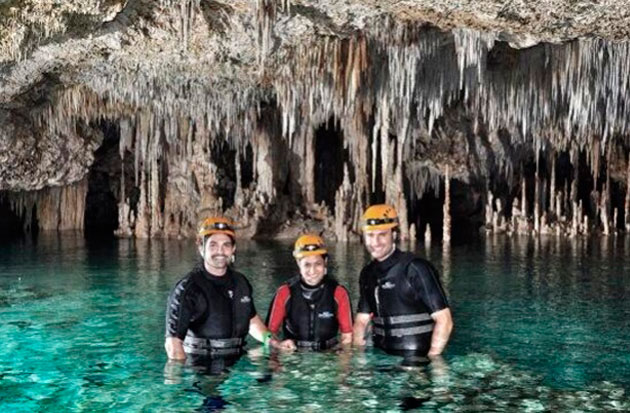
[1,1,629,242]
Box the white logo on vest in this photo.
[381,281,396,289]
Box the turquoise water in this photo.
[1,233,629,412]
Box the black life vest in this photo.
[362,252,436,355]
[180,266,254,358]
[283,276,340,350]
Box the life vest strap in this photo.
[373,312,434,338]
[373,324,434,338]
[372,313,432,326]
[184,336,244,356]
[295,337,338,350]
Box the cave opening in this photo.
[314,118,346,211]
[450,180,484,241]
[407,179,484,245]
[211,138,237,210]
[0,197,25,241]
[368,130,388,206]
[409,188,444,244]
[240,143,254,190]
[84,121,120,238]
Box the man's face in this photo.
[297,254,327,287]
[364,228,395,261]
[200,233,235,275]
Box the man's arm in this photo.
[352,313,371,346]
[164,277,193,360]
[428,308,453,356]
[407,260,453,356]
[165,337,186,360]
[340,332,353,346]
[249,315,296,351]
[353,268,373,347]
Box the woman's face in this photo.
[297,254,327,286]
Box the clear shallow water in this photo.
[1,233,629,412]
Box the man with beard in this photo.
[353,204,453,358]
[164,216,290,369]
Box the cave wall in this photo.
[1,1,630,241]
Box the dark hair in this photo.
[201,234,235,246]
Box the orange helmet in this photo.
[197,217,236,239]
[293,234,327,260]
[361,204,399,231]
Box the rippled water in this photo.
[1,233,629,412]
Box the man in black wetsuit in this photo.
[164,216,291,365]
[353,204,453,357]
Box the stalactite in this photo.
[563,180,570,221]
[583,215,590,236]
[599,180,611,235]
[570,152,579,230]
[304,129,316,205]
[6,13,630,240]
[5,179,87,232]
[534,151,541,234]
[59,178,87,230]
[485,191,494,230]
[234,146,243,205]
[442,165,451,246]
[626,153,630,232]
[149,159,161,237]
[492,200,499,233]
[409,223,417,244]
[510,199,518,235]
[549,155,556,216]
[379,96,391,195]
[570,201,579,237]
[134,168,150,238]
[521,177,528,219]
[115,198,133,238]
[334,163,353,242]
[555,191,563,222]
[392,122,410,240]
[256,0,291,69]
[254,125,275,201]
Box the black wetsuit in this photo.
[165,262,256,365]
[357,248,449,356]
[267,276,343,350]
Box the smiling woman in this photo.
[266,234,353,350]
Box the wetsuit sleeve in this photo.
[334,286,353,333]
[245,277,257,319]
[357,268,371,314]
[165,276,199,340]
[408,259,449,314]
[265,285,290,334]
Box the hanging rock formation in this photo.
[1,0,630,241]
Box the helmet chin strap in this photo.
[381,243,396,261]
[199,237,207,261]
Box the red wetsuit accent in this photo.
[267,284,353,335]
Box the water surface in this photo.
[1,233,629,411]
